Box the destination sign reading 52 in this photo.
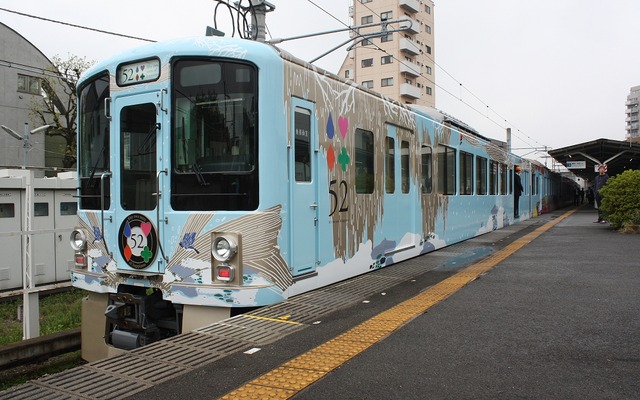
[117,58,160,86]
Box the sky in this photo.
[2,0,639,164]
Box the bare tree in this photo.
[31,54,95,169]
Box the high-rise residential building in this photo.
[338,0,435,107]
[625,85,640,142]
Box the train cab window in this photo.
[401,141,410,194]
[294,107,312,182]
[489,160,499,195]
[437,145,456,195]
[171,59,258,211]
[460,151,473,195]
[500,163,508,195]
[476,156,487,195]
[421,146,433,194]
[385,137,395,193]
[355,129,374,194]
[78,73,110,210]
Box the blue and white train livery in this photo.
[71,36,571,357]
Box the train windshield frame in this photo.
[171,58,259,211]
[77,73,111,210]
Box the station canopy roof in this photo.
[548,138,640,181]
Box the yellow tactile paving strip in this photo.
[220,210,576,399]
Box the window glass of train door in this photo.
[120,103,157,210]
[489,160,499,195]
[421,145,433,194]
[500,163,508,195]
[401,140,410,194]
[385,137,395,193]
[294,107,312,182]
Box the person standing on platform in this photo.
[514,166,524,218]
[594,164,609,223]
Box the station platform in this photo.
[2,207,638,399]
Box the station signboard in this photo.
[566,160,586,169]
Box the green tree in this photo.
[600,169,640,230]
[30,54,94,169]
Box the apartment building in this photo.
[338,0,435,107]
[626,85,640,142]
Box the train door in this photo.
[113,92,166,274]
[385,124,415,249]
[289,99,319,276]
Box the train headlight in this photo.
[70,229,87,251]
[211,236,237,262]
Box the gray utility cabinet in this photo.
[0,169,77,292]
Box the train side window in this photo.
[476,156,487,195]
[385,137,395,193]
[437,144,456,195]
[460,151,473,195]
[489,160,499,195]
[401,141,410,194]
[355,128,374,194]
[421,146,432,194]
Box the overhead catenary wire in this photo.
[302,0,549,153]
[1,4,547,154]
[0,7,156,42]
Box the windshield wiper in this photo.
[135,123,160,156]
[192,163,210,187]
[85,145,106,190]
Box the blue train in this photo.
[71,36,572,358]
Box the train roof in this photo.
[78,36,506,152]
[79,36,282,87]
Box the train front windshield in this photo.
[78,73,110,210]
[77,60,259,212]
[171,59,259,211]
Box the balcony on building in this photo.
[400,17,420,34]
[400,37,421,55]
[400,60,421,77]
[399,0,420,13]
[400,83,421,99]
